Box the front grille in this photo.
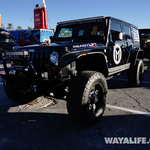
[29,52,46,71]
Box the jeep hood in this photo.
[15,42,104,53]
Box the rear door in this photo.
[123,24,134,48]
[110,20,126,65]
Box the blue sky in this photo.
[0,0,150,29]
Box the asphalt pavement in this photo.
[0,59,150,150]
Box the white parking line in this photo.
[106,104,150,117]
[111,78,150,84]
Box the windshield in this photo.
[0,37,16,43]
[53,22,106,43]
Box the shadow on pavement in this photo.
[107,74,150,90]
[0,59,150,150]
[0,110,150,150]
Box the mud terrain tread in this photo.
[67,71,107,125]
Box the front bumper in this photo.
[1,51,63,95]
[1,74,62,95]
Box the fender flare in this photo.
[60,51,109,76]
[60,51,85,68]
[129,49,144,67]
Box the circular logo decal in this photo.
[113,44,122,65]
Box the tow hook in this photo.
[9,70,16,75]
[31,85,37,93]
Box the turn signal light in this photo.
[82,53,87,56]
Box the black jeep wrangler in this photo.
[1,16,144,126]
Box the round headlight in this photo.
[50,51,59,64]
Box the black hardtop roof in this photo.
[108,17,134,25]
[57,16,105,25]
[57,16,138,29]
[139,29,150,33]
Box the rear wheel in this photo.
[4,84,37,104]
[127,59,144,87]
[67,71,108,126]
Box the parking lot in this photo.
[0,59,150,150]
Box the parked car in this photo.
[1,16,144,126]
[139,29,150,60]
[0,28,20,59]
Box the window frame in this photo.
[110,21,122,33]
[124,25,132,41]
[132,27,140,42]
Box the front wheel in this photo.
[4,84,37,104]
[67,71,108,126]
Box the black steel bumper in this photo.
[1,74,62,95]
[1,56,62,95]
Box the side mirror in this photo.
[112,32,123,41]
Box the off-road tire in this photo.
[4,84,37,104]
[127,59,144,87]
[67,71,108,126]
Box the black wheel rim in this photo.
[88,83,105,116]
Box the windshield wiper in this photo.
[53,37,73,44]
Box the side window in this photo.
[132,28,139,42]
[78,30,84,36]
[124,25,132,40]
[110,22,122,33]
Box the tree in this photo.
[28,26,32,30]
[6,23,14,30]
[1,23,5,29]
[16,26,22,30]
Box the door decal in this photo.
[113,44,122,65]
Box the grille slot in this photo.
[29,52,46,71]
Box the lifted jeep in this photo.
[1,16,144,126]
